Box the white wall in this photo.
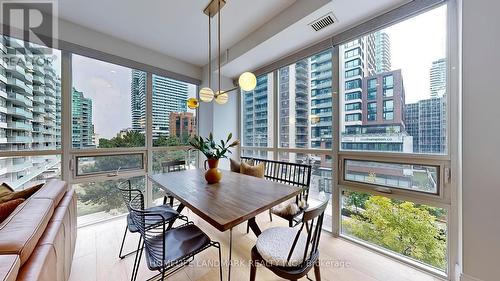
[198,65,239,170]
[461,0,500,280]
[56,17,202,80]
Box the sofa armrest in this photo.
[0,255,20,281]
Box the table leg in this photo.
[247,217,262,237]
[167,203,185,230]
[228,228,233,281]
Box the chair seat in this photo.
[271,199,308,218]
[127,204,178,233]
[145,224,211,270]
[256,227,310,267]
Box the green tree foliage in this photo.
[343,196,447,269]
[78,131,190,215]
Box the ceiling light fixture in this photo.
[188,0,256,109]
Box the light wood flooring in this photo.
[69,210,443,281]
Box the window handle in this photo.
[374,187,392,194]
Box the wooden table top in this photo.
[149,169,302,232]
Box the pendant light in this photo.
[188,0,256,109]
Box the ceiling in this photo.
[54,0,296,66]
[53,0,409,77]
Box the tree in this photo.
[343,196,447,269]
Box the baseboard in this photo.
[460,273,485,281]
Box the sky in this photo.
[383,5,447,104]
[71,54,196,139]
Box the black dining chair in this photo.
[241,157,312,230]
[117,180,186,280]
[250,199,329,281]
[128,193,223,281]
[161,160,187,206]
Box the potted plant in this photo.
[189,132,240,184]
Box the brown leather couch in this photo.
[0,180,77,281]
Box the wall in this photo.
[54,17,202,80]
[461,0,500,280]
[198,65,239,170]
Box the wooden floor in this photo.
[69,210,442,281]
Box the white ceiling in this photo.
[54,0,296,67]
[54,0,409,77]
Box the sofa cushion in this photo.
[0,198,54,265]
[240,161,265,178]
[0,183,14,199]
[31,180,67,207]
[0,198,25,224]
[16,245,57,281]
[0,255,20,281]
[0,184,43,204]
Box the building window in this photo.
[383,74,394,88]
[345,68,361,78]
[367,102,377,121]
[345,113,361,122]
[383,100,394,120]
[345,102,361,111]
[345,91,361,101]
[344,47,360,59]
[345,79,361,90]
[345,58,361,69]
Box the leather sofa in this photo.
[0,180,77,281]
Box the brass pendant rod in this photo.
[217,0,221,94]
[208,11,211,90]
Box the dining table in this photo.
[149,168,303,281]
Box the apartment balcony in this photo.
[33,105,45,114]
[6,64,27,78]
[32,136,45,143]
[312,101,333,109]
[311,121,332,127]
[45,104,56,112]
[311,93,331,100]
[5,160,32,173]
[295,80,308,89]
[295,97,308,104]
[7,92,33,107]
[32,115,44,123]
[7,121,32,131]
[32,85,45,95]
[32,64,44,75]
[312,64,331,73]
[311,53,332,64]
[46,79,56,89]
[44,87,55,97]
[33,95,45,104]
[7,135,33,143]
[7,77,31,95]
[7,106,33,119]
[32,126,41,133]
[45,96,56,104]
[32,75,45,85]
[312,71,332,81]
[312,81,332,90]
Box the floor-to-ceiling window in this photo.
[239,1,455,278]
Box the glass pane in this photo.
[75,153,144,176]
[150,74,197,146]
[277,152,333,231]
[0,155,61,189]
[72,54,146,149]
[151,149,196,205]
[0,36,62,152]
[341,189,448,271]
[75,176,145,226]
[340,5,447,154]
[241,148,273,160]
[241,73,274,147]
[278,50,333,149]
[344,159,438,194]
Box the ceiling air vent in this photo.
[309,13,336,32]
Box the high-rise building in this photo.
[72,88,94,148]
[169,112,196,139]
[430,58,446,97]
[130,70,189,139]
[342,70,413,152]
[310,50,333,150]
[373,31,391,73]
[0,36,62,186]
[405,96,446,154]
[242,74,274,150]
[279,59,310,149]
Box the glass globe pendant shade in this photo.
[238,72,257,91]
[199,87,214,102]
[187,97,199,109]
[214,91,229,105]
